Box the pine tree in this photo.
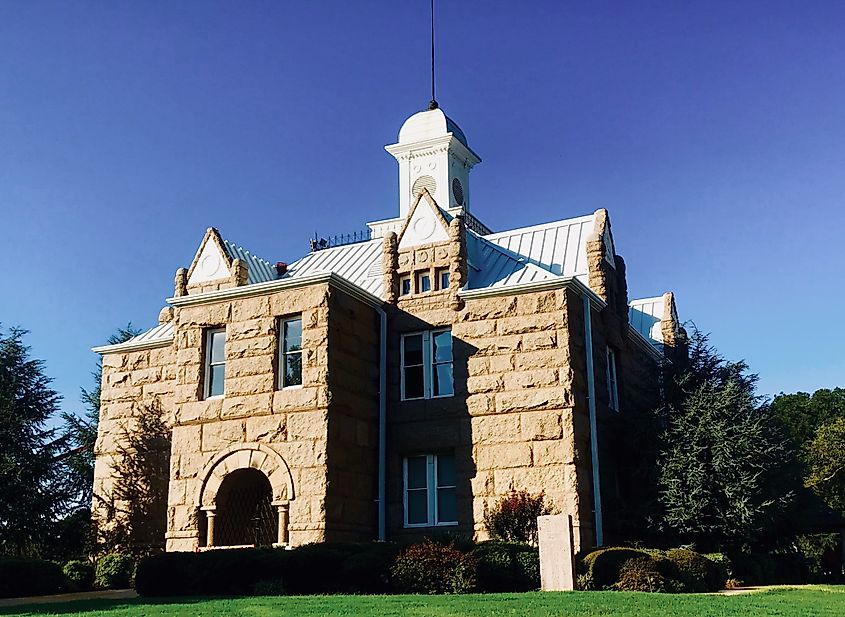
[0,326,64,556]
[657,328,798,552]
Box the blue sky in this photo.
[1,1,843,420]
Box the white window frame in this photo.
[437,268,450,291]
[416,272,431,294]
[606,346,619,411]
[400,329,453,401]
[403,454,458,528]
[400,276,411,296]
[204,327,226,400]
[278,316,303,390]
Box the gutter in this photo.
[582,293,604,547]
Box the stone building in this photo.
[92,105,683,553]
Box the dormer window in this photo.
[437,269,450,291]
[417,273,431,293]
[400,277,411,296]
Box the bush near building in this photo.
[0,557,66,598]
[578,547,727,592]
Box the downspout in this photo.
[376,305,387,541]
[582,293,604,547]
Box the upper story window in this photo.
[417,272,431,293]
[280,317,303,388]
[403,453,457,527]
[204,328,226,399]
[438,268,450,291]
[400,277,411,296]
[606,346,619,411]
[401,329,453,400]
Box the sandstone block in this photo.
[504,368,558,390]
[246,414,287,442]
[201,419,246,452]
[467,374,503,394]
[287,409,328,440]
[521,410,563,440]
[476,443,532,470]
[221,392,273,418]
[496,388,569,413]
[497,314,559,336]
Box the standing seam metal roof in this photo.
[628,297,665,347]
[483,214,595,282]
[222,239,276,284]
[281,239,384,296]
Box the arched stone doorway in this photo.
[215,468,276,547]
[197,443,295,548]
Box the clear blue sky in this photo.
[2,1,843,420]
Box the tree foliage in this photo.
[94,400,171,555]
[483,490,554,545]
[770,388,845,515]
[0,326,65,556]
[657,328,798,552]
[58,324,141,511]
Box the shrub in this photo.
[612,557,677,593]
[63,559,95,592]
[703,553,731,583]
[0,558,66,598]
[473,541,539,592]
[576,572,595,590]
[664,549,723,592]
[483,490,553,544]
[135,543,403,597]
[391,540,476,594]
[94,553,135,589]
[581,547,651,589]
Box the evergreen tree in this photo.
[0,326,65,556]
[657,328,798,552]
[57,324,140,510]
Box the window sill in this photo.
[403,521,459,529]
[204,395,224,401]
[279,384,304,391]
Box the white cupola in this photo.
[385,105,481,219]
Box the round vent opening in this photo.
[452,178,464,206]
[411,175,437,199]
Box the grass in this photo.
[1,587,843,617]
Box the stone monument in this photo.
[538,514,576,591]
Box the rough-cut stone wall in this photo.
[386,283,595,553]
[325,288,380,541]
[93,343,176,541]
[165,283,333,551]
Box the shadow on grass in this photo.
[0,596,226,616]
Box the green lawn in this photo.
[1,587,843,617]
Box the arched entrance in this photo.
[215,468,276,547]
[197,443,295,548]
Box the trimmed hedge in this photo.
[0,558,66,598]
[579,547,727,593]
[63,559,95,592]
[473,541,539,592]
[95,553,135,589]
[135,543,402,597]
[581,547,651,589]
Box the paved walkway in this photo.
[0,589,137,608]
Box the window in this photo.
[437,268,450,291]
[280,317,303,388]
[606,347,619,411]
[400,277,411,296]
[401,329,453,400]
[204,328,226,399]
[417,272,431,293]
[403,454,457,527]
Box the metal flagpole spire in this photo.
[428,0,438,110]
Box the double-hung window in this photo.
[606,346,619,411]
[401,329,453,400]
[280,317,303,388]
[403,453,457,527]
[204,328,226,399]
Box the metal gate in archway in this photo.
[215,468,276,546]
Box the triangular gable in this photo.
[397,189,451,250]
[187,227,234,285]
